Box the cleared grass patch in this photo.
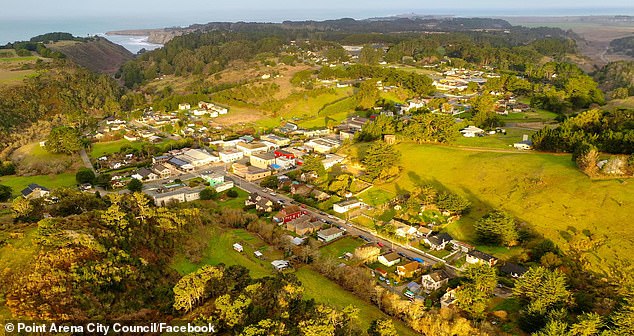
[453,127,536,149]
[295,267,418,336]
[358,188,394,207]
[0,173,77,197]
[319,236,365,259]
[90,139,144,159]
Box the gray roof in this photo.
[21,183,49,197]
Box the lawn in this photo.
[217,188,249,209]
[295,267,418,336]
[90,139,144,159]
[358,188,395,207]
[319,236,365,259]
[367,142,634,266]
[454,127,536,149]
[0,173,77,196]
[170,226,283,278]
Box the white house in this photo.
[218,148,244,163]
[271,260,290,271]
[250,151,276,169]
[322,154,345,170]
[460,126,485,138]
[378,252,401,267]
[305,138,342,154]
[421,271,450,291]
[333,199,362,213]
[236,141,269,157]
[513,135,533,150]
[317,227,344,242]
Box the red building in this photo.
[274,149,295,159]
[274,205,307,223]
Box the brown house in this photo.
[396,261,422,278]
[286,216,322,236]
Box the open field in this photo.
[11,142,82,174]
[90,139,144,158]
[319,236,365,259]
[0,52,40,85]
[295,267,417,336]
[453,127,536,149]
[0,173,77,197]
[352,142,634,266]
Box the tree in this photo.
[514,267,571,318]
[573,142,599,176]
[471,94,501,129]
[403,113,458,143]
[368,319,398,336]
[362,142,401,181]
[260,175,279,189]
[301,155,327,183]
[356,80,380,110]
[200,187,218,200]
[75,168,96,184]
[127,178,143,192]
[359,45,382,65]
[474,210,519,246]
[436,191,471,214]
[0,185,12,202]
[455,263,497,319]
[12,197,33,221]
[45,126,83,154]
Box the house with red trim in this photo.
[273,205,307,223]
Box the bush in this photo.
[0,185,12,202]
[226,189,238,198]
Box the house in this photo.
[236,141,269,156]
[440,287,458,308]
[152,164,172,178]
[333,198,362,213]
[124,134,138,141]
[260,134,291,147]
[421,270,450,291]
[378,252,401,267]
[274,156,295,170]
[498,262,528,278]
[250,151,276,169]
[219,148,244,163]
[451,240,474,253]
[310,189,330,201]
[396,261,422,278]
[460,126,485,138]
[202,173,225,187]
[424,233,453,251]
[417,226,432,237]
[271,260,290,271]
[21,184,50,199]
[286,216,322,236]
[322,154,345,170]
[233,243,244,252]
[513,134,533,150]
[317,227,344,242]
[274,149,296,159]
[245,193,275,212]
[244,166,272,182]
[391,220,418,238]
[291,183,313,197]
[466,250,499,267]
[274,205,306,223]
[304,138,342,154]
[131,168,159,181]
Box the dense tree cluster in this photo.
[532,108,634,154]
[474,210,519,247]
[362,142,401,182]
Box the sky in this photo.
[3,0,634,20]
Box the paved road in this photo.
[79,149,96,173]
[229,173,458,273]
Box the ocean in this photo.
[1,7,633,53]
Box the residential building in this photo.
[291,183,313,197]
[440,287,458,308]
[322,154,345,170]
[244,166,271,181]
[397,261,421,278]
[250,151,276,169]
[333,198,362,213]
[378,252,401,267]
[218,148,244,163]
[152,164,172,178]
[274,149,296,159]
[304,137,342,154]
[466,250,499,267]
[274,205,306,223]
[451,240,474,253]
[21,184,50,199]
[236,141,269,156]
[202,173,225,187]
[391,220,418,238]
[317,227,344,242]
[498,262,528,278]
[286,217,322,236]
[245,193,276,212]
[424,233,453,251]
[460,126,485,138]
[168,157,195,172]
[260,134,290,147]
[421,270,450,291]
[513,134,533,150]
[310,189,330,201]
[274,156,295,170]
[131,168,159,181]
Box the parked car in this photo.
[377,242,384,248]
[397,252,407,258]
[385,279,391,285]
[412,257,424,263]
[378,276,385,281]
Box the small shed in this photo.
[254,250,263,258]
[233,243,244,252]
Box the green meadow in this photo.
[353,143,634,265]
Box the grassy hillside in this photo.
[47,37,133,74]
[354,143,634,266]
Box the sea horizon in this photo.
[1,7,633,51]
